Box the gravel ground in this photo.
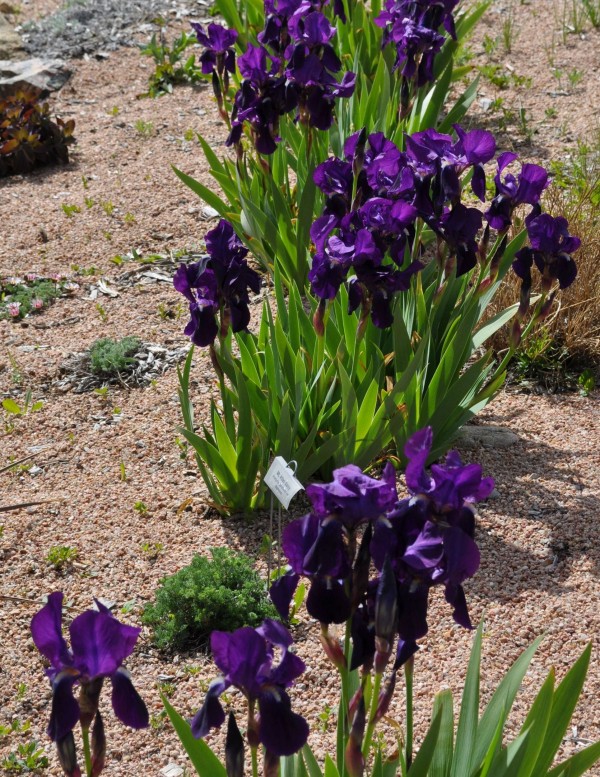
[1,0,600,775]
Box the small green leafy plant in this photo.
[0,275,72,321]
[88,337,141,377]
[141,547,276,652]
[1,740,49,773]
[140,21,203,97]
[0,88,75,178]
[46,545,78,571]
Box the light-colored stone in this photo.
[0,13,25,60]
[456,425,520,450]
[0,57,72,95]
[160,765,184,777]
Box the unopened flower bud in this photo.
[225,712,244,777]
[352,127,367,179]
[313,298,327,337]
[264,749,280,777]
[351,524,372,611]
[537,291,556,322]
[320,625,347,671]
[91,711,106,777]
[79,678,103,731]
[344,695,366,777]
[374,557,397,674]
[56,731,81,777]
[375,671,396,722]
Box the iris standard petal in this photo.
[70,610,140,678]
[31,592,72,669]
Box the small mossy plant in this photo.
[142,548,277,652]
[88,336,141,377]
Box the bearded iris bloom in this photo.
[174,220,261,346]
[31,593,147,776]
[486,152,549,231]
[191,22,238,78]
[190,619,308,757]
[371,427,492,644]
[270,464,398,623]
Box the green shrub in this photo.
[88,336,141,376]
[142,548,276,652]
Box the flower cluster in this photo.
[376,0,459,113]
[193,4,355,154]
[309,125,496,329]
[309,126,581,334]
[270,427,492,678]
[174,219,261,346]
[31,593,148,777]
[191,619,309,764]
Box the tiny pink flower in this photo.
[32,298,44,310]
[7,302,21,317]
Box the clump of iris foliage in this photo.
[171,0,580,515]
[31,434,600,775]
[88,336,142,377]
[0,273,75,320]
[0,88,75,178]
[141,547,277,652]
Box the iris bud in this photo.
[225,713,244,777]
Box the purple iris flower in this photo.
[190,620,308,757]
[486,152,549,230]
[371,427,491,641]
[174,220,261,346]
[435,203,483,276]
[270,464,397,624]
[513,212,580,297]
[191,22,238,76]
[31,592,148,743]
[348,260,422,328]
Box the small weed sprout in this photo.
[134,500,149,515]
[100,200,115,216]
[119,461,127,482]
[124,212,137,224]
[16,683,26,700]
[183,128,195,141]
[1,741,49,772]
[135,119,155,137]
[141,541,164,559]
[46,545,78,571]
[501,4,518,52]
[107,105,120,116]
[61,203,81,217]
[95,303,109,323]
[84,196,94,209]
[568,68,584,88]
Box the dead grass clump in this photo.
[490,132,600,367]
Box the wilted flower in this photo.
[190,619,308,757]
[31,591,148,776]
[174,220,261,346]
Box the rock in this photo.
[0,13,25,60]
[0,57,72,96]
[456,425,520,450]
[161,766,184,777]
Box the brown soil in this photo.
[1,1,600,775]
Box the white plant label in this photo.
[264,456,304,509]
